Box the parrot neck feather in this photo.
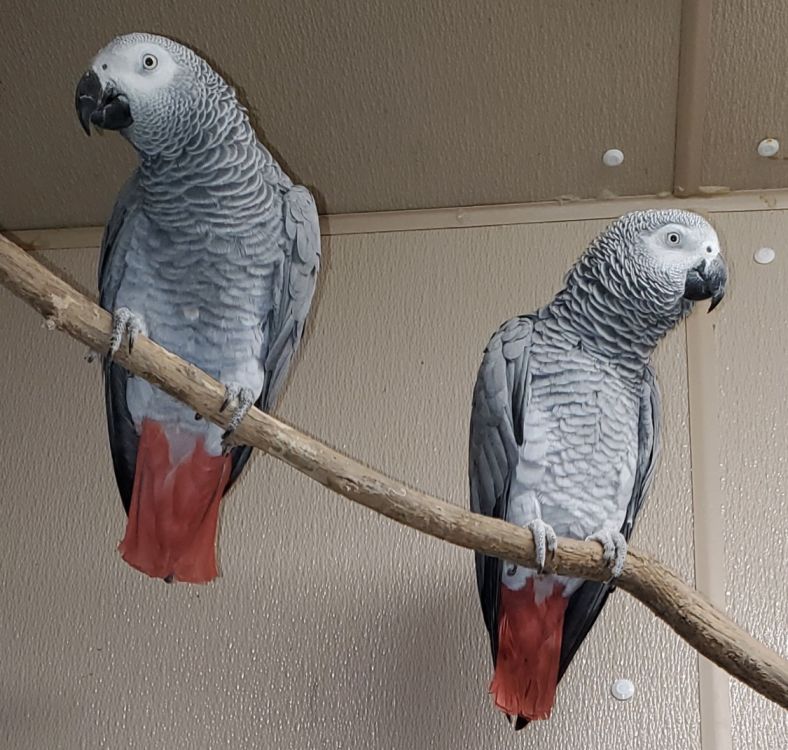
[135,100,279,234]
[545,243,693,369]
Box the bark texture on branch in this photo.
[1,232,787,710]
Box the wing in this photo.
[557,363,661,680]
[261,185,321,410]
[98,172,142,512]
[469,315,534,662]
[226,184,321,486]
[98,172,140,310]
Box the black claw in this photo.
[221,428,232,441]
[220,397,230,412]
[163,574,174,584]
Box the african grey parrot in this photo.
[468,209,727,726]
[75,33,320,584]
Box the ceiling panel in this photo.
[0,0,682,229]
[702,1,788,191]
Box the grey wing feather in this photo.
[557,363,661,680]
[469,315,534,661]
[98,172,142,512]
[623,365,661,536]
[98,172,139,309]
[227,184,320,486]
[259,185,321,411]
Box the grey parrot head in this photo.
[576,208,728,316]
[75,33,226,155]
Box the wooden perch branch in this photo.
[1,231,787,710]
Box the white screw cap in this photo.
[754,247,776,264]
[757,138,780,157]
[602,148,625,167]
[611,678,635,701]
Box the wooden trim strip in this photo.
[8,188,788,250]
[686,309,733,750]
[674,0,715,197]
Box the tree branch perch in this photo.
[1,231,786,709]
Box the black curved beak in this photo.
[684,255,727,312]
[75,69,133,135]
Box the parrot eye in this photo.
[142,54,158,71]
[666,231,682,246]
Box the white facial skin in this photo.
[640,221,722,275]
[92,41,178,101]
[89,37,206,155]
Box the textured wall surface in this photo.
[703,2,788,192]
[7,1,788,231]
[710,212,788,749]
[0,0,682,229]
[0,218,708,749]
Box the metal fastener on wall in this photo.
[757,138,780,158]
[754,247,776,264]
[611,678,635,702]
[602,148,624,167]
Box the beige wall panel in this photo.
[0,0,681,230]
[707,212,788,749]
[702,2,788,191]
[0,220,697,748]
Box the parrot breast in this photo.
[118,220,282,455]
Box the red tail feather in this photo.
[490,578,568,721]
[118,419,232,583]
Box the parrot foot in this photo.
[220,383,255,442]
[109,307,143,357]
[526,518,558,573]
[586,529,628,578]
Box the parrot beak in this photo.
[75,69,133,135]
[683,254,727,312]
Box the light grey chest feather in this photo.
[507,342,641,539]
[116,218,282,373]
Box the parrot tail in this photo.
[118,419,232,584]
[490,578,568,722]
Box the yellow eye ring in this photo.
[666,231,681,246]
[142,54,158,71]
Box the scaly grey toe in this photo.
[586,528,628,578]
[220,383,255,441]
[108,307,144,357]
[526,518,558,572]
